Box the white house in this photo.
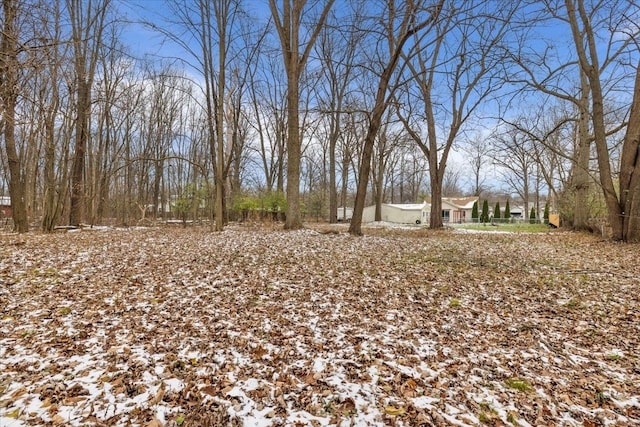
[361,202,429,224]
[441,197,478,223]
[345,197,478,225]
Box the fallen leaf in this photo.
[146,417,164,427]
[384,405,406,416]
[5,408,20,418]
[200,386,217,397]
[52,414,66,425]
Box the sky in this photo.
[107,0,639,199]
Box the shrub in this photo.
[494,202,501,219]
[529,207,537,224]
[504,200,511,219]
[481,200,490,223]
[471,201,479,222]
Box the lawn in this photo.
[1,225,639,426]
[454,222,553,233]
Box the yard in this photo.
[1,225,639,426]
[453,223,553,233]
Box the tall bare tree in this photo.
[564,0,640,240]
[248,52,287,193]
[396,0,517,229]
[0,0,28,232]
[349,0,443,236]
[269,0,335,230]
[492,126,536,220]
[461,133,491,197]
[315,9,360,223]
[619,63,640,241]
[504,6,595,231]
[68,0,110,226]
[38,0,69,231]
[153,0,252,231]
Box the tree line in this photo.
[1,0,639,241]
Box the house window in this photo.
[442,210,450,222]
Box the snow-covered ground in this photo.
[1,226,639,426]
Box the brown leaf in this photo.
[253,345,268,359]
[201,386,217,397]
[149,383,165,406]
[51,414,66,425]
[62,396,87,405]
[146,417,164,427]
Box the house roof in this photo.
[442,197,478,210]
[384,202,428,211]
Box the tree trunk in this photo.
[349,105,384,235]
[42,114,58,232]
[429,176,443,228]
[374,143,384,221]
[328,120,338,223]
[70,65,89,225]
[523,173,529,221]
[68,0,108,226]
[572,69,591,230]
[0,0,28,233]
[213,3,227,232]
[284,69,303,229]
[620,62,640,242]
[566,0,623,239]
[270,0,335,230]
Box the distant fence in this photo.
[466,217,549,225]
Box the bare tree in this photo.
[491,126,536,220]
[315,9,360,223]
[147,0,255,230]
[67,0,110,226]
[38,0,70,231]
[248,53,287,194]
[504,7,596,231]
[442,162,464,197]
[461,133,491,197]
[269,0,335,230]
[564,0,640,240]
[349,0,442,236]
[506,0,639,237]
[396,0,517,229]
[619,63,640,241]
[0,0,28,232]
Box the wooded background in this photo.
[1,0,639,240]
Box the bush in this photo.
[494,202,501,219]
[481,200,490,223]
[173,183,207,224]
[471,201,479,222]
[530,207,537,224]
[504,200,511,219]
[232,191,287,221]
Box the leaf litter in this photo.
[0,225,639,426]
